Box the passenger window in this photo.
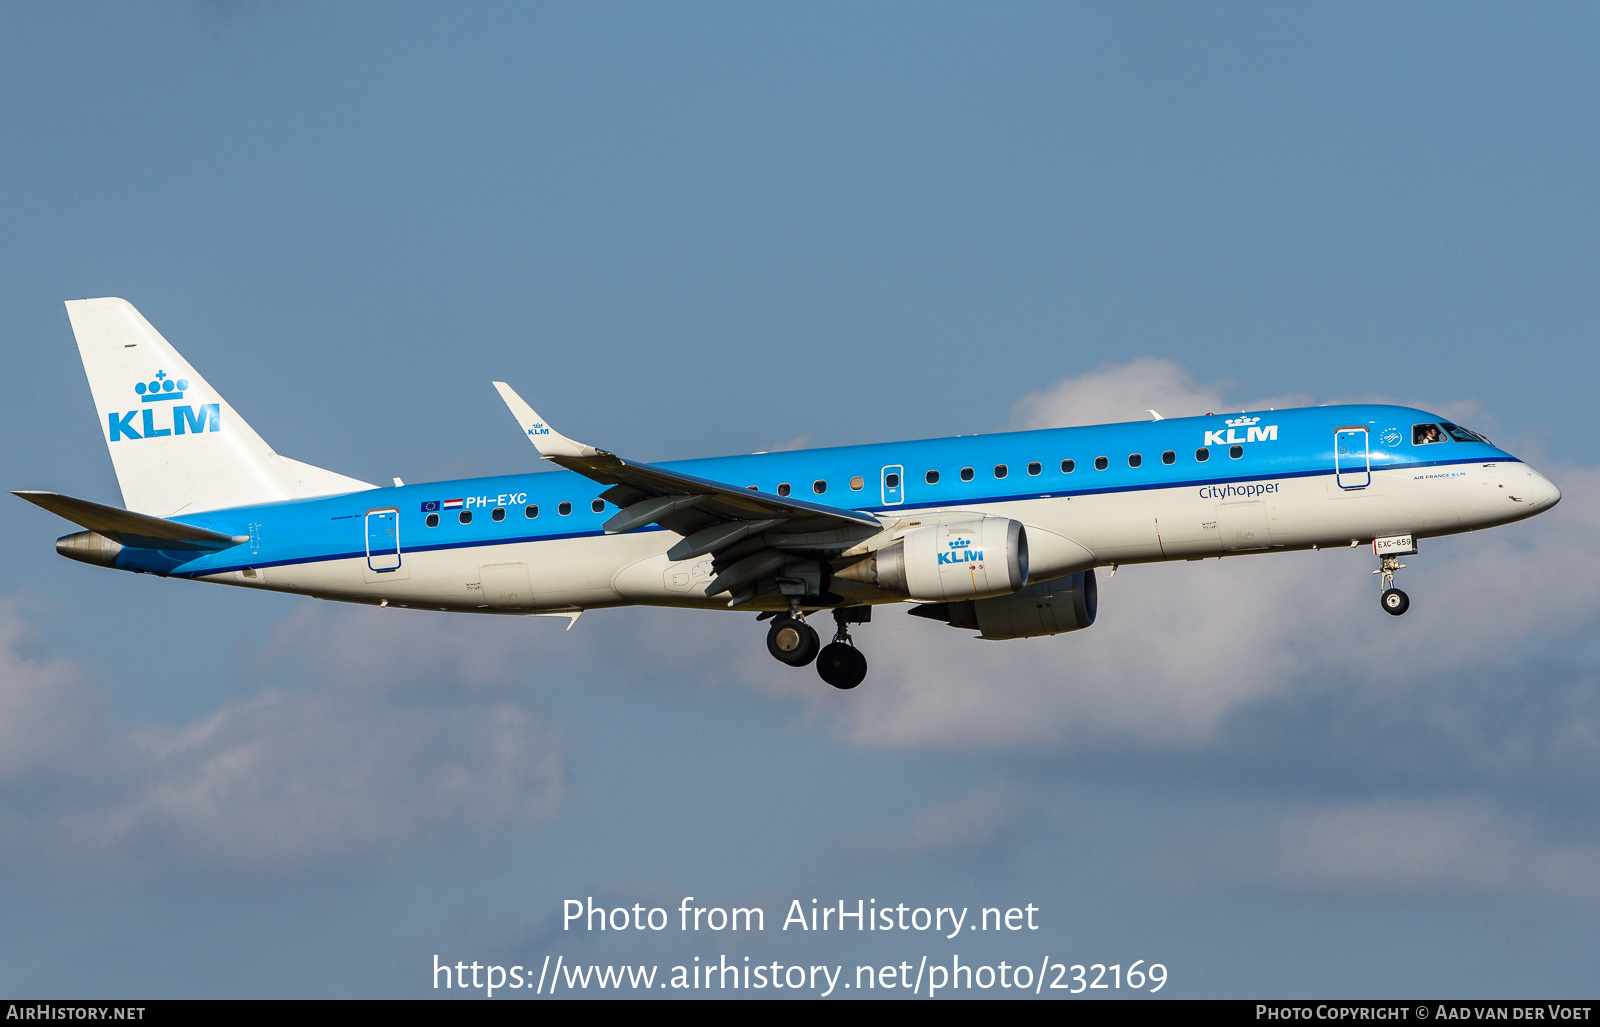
[850,476,864,491]
[1230,445,1243,459]
[1195,448,1210,462]
[1412,423,1447,445]
[994,464,1007,479]
[558,502,572,515]
[960,467,974,481]
[813,480,827,494]
[926,470,940,484]
[1128,454,1142,468]
[1162,450,1175,465]
[525,505,538,518]
[1061,459,1075,473]
[885,473,900,488]
[426,513,439,528]
[491,507,506,521]
[1094,456,1108,471]
[1027,462,1041,476]
[591,499,605,512]
[777,482,791,497]
[459,510,472,525]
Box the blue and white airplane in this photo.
[16,298,1562,689]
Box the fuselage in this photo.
[98,404,1559,616]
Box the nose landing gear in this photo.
[1375,554,1409,616]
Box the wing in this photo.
[492,383,884,605]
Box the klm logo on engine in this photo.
[106,371,221,442]
[1204,415,1277,448]
[938,536,984,566]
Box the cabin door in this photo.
[1334,427,1371,490]
[365,509,402,572]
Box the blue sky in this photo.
[2,2,1598,997]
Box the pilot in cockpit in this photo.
[1412,423,1445,445]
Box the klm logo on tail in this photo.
[106,371,220,441]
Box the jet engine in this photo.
[910,569,1097,639]
[836,517,1027,601]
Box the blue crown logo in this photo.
[949,537,972,548]
[135,370,190,403]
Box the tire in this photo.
[816,642,867,690]
[1381,588,1410,616]
[767,617,820,666]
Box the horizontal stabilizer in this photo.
[12,490,247,549]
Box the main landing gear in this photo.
[766,614,820,666]
[1374,554,1409,616]
[763,606,870,689]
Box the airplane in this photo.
[14,298,1563,690]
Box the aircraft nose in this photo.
[1525,468,1562,511]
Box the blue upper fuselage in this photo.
[125,404,1513,577]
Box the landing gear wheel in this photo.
[1381,588,1410,616]
[816,642,867,689]
[767,616,820,666]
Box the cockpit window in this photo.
[1412,423,1447,445]
[1440,422,1488,444]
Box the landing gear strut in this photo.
[816,607,869,690]
[1374,554,1409,616]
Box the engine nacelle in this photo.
[910,569,1098,639]
[837,517,1028,601]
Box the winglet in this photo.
[492,382,607,459]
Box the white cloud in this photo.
[1009,358,1313,429]
[833,781,1033,864]
[0,603,566,882]
[0,605,112,781]
[1156,797,1600,901]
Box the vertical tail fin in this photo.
[65,298,375,516]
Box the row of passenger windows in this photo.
[915,446,1242,485]
[768,447,1241,495]
[424,498,606,528]
[768,447,1246,495]
[421,445,1252,527]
